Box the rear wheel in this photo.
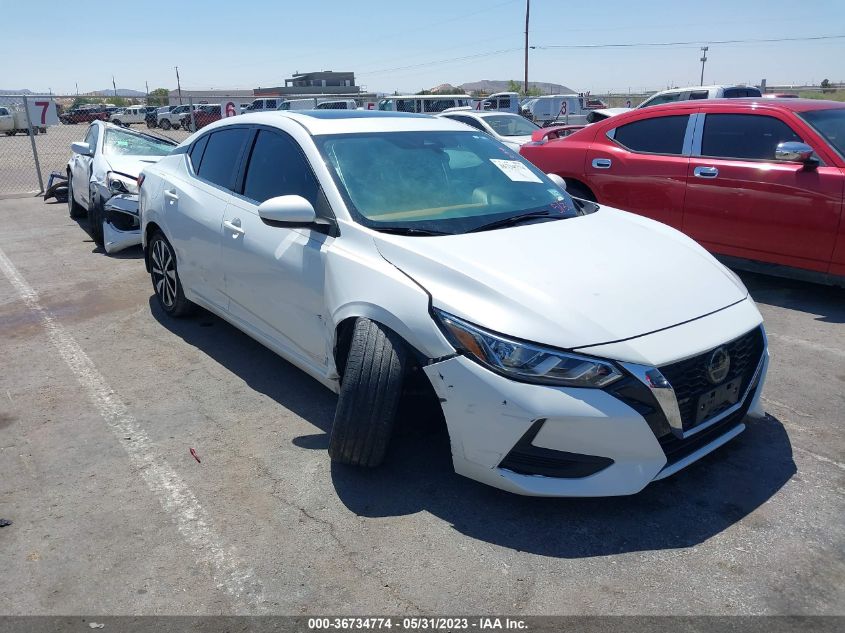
[328,318,408,467]
[149,232,194,317]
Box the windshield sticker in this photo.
[490,159,542,183]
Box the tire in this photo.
[148,231,194,317]
[88,189,104,246]
[159,119,171,130]
[565,181,596,202]
[112,120,122,127]
[67,173,86,218]
[328,318,408,468]
[146,120,155,128]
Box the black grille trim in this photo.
[658,326,764,431]
[499,419,614,478]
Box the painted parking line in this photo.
[0,246,267,612]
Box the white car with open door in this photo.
[139,110,769,497]
[66,121,176,253]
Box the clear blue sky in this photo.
[5,0,844,95]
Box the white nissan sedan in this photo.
[139,110,769,497]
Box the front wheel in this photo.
[159,119,171,130]
[328,318,408,467]
[87,192,104,246]
[67,173,86,218]
[148,232,194,317]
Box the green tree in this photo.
[148,88,170,106]
[821,78,833,93]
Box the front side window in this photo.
[688,91,709,100]
[84,125,99,149]
[798,107,845,160]
[316,131,578,235]
[188,134,209,172]
[612,115,689,155]
[196,128,250,190]
[700,114,802,160]
[242,130,319,204]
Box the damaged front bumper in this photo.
[103,194,142,254]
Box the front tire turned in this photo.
[329,318,408,468]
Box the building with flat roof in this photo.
[254,71,361,96]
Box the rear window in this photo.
[612,115,689,155]
[196,128,250,190]
[723,87,762,98]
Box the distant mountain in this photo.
[90,88,147,97]
[460,79,577,95]
[0,89,35,95]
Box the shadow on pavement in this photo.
[149,296,796,558]
[738,270,845,324]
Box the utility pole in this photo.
[523,0,530,94]
[699,46,709,86]
[146,81,150,106]
[75,82,79,97]
[112,75,118,98]
[175,66,183,105]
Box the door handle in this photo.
[592,158,612,169]
[694,166,719,179]
[163,189,179,201]
[223,219,245,236]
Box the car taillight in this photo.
[137,173,145,189]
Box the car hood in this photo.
[500,134,533,147]
[103,154,164,177]
[374,207,747,350]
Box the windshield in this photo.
[315,131,579,234]
[798,108,845,160]
[483,115,540,137]
[103,128,175,156]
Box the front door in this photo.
[220,128,333,369]
[683,112,844,272]
[72,124,98,207]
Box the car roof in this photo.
[643,97,845,113]
[209,110,471,135]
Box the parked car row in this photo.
[61,109,779,500]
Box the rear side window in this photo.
[242,129,319,204]
[188,135,209,172]
[688,91,709,100]
[196,128,250,190]
[612,115,689,155]
[641,92,682,108]
[701,114,802,160]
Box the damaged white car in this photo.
[139,111,769,497]
[66,121,176,253]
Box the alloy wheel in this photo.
[150,239,177,308]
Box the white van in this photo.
[523,95,594,126]
[475,92,520,114]
[315,99,358,110]
[378,95,473,114]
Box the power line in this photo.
[533,34,845,50]
[358,48,522,76]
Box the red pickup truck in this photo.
[520,99,845,286]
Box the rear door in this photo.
[584,111,695,227]
[221,127,334,368]
[683,111,843,271]
[166,127,251,309]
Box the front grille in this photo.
[658,326,764,430]
[658,396,751,466]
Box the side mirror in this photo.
[71,142,93,156]
[257,195,316,225]
[775,141,818,168]
[546,173,567,190]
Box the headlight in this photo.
[434,309,622,388]
[108,172,138,195]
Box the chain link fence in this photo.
[0,93,380,197]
